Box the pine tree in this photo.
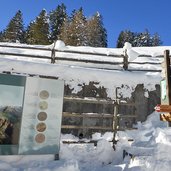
[58,17,70,45]
[59,8,107,47]
[116,29,162,47]
[49,3,67,42]
[70,8,87,46]
[3,10,25,43]
[86,12,107,47]
[0,31,4,41]
[116,30,134,48]
[133,29,151,47]
[151,33,162,46]
[59,8,87,46]
[26,9,50,45]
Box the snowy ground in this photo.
[0,111,170,171]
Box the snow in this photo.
[0,41,171,170]
[54,40,66,49]
[0,56,161,98]
[0,111,170,171]
[0,41,164,99]
[123,42,140,62]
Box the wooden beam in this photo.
[64,96,135,106]
[0,44,51,51]
[164,50,171,126]
[0,51,50,59]
[165,50,171,104]
[55,56,123,65]
[62,140,99,146]
[63,112,113,118]
[64,96,115,104]
[156,105,171,112]
[55,49,122,58]
[123,51,128,70]
[61,125,113,130]
[117,114,137,118]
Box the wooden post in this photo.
[164,50,171,126]
[54,154,59,160]
[112,88,119,150]
[123,49,128,70]
[112,100,119,150]
[51,41,56,64]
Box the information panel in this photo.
[0,73,64,155]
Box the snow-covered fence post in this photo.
[51,41,57,64]
[123,49,128,70]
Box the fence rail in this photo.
[0,43,163,72]
[63,112,113,118]
[0,51,51,59]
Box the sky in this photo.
[0,85,24,106]
[0,0,171,48]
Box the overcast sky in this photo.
[1,0,171,47]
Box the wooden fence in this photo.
[0,44,163,72]
[62,95,136,147]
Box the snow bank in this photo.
[117,112,171,171]
[0,111,170,170]
[0,57,161,99]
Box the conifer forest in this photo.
[0,3,162,47]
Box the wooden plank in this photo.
[164,50,171,105]
[61,125,113,130]
[129,62,161,64]
[120,103,135,106]
[62,140,99,146]
[156,105,171,112]
[128,69,161,72]
[64,96,135,106]
[55,50,123,58]
[64,96,115,104]
[55,56,123,65]
[62,139,133,145]
[117,114,137,118]
[63,112,113,118]
[0,44,123,58]
[160,113,171,122]
[61,124,137,131]
[0,44,52,51]
[0,51,51,59]
[166,50,171,126]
